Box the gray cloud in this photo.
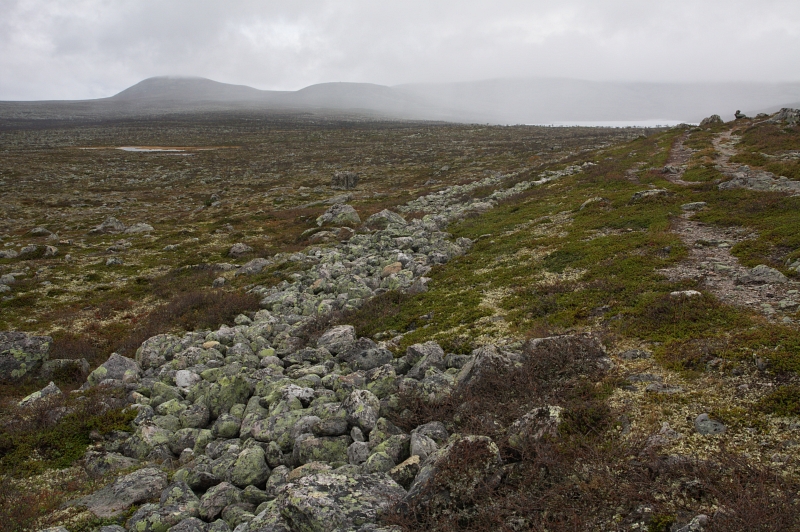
[1,0,799,100]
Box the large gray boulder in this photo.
[364,209,407,230]
[316,325,357,355]
[136,334,185,371]
[0,331,52,382]
[199,482,242,521]
[316,204,361,227]
[86,352,141,386]
[343,389,381,434]
[265,472,405,531]
[90,216,127,234]
[230,446,271,488]
[77,467,168,517]
[125,481,200,532]
[331,171,359,190]
[699,114,723,127]
[738,264,788,284]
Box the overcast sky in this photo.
[2,0,800,100]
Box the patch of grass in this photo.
[0,388,136,477]
[755,385,800,417]
[682,165,723,183]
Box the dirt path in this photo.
[661,132,701,186]
[660,133,799,320]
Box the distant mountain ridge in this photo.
[2,75,800,125]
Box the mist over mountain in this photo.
[2,76,800,126]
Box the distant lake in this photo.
[529,119,694,128]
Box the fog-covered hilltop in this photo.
[2,75,800,125]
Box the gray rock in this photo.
[675,514,709,532]
[363,209,406,230]
[77,467,168,517]
[316,204,361,227]
[236,258,269,276]
[405,341,445,380]
[212,413,242,439]
[348,441,370,465]
[126,481,201,532]
[125,222,154,234]
[293,434,350,465]
[681,202,707,211]
[409,432,438,462]
[738,264,788,284]
[694,413,726,435]
[82,450,139,478]
[168,517,207,532]
[646,382,684,395]
[619,349,652,360]
[0,250,18,259]
[317,325,357,355]
[200,482,242,521]
[630,189,670,203]
[331,171,359,190]
[18,381,62,407]
[175,369,201,389]
[0,331,52,383]
[340,338,393,371]
[507,406,563,449]
[229,243,253,258]
[412,421,449,445]
[230,446,270,488]
[272,472,405,531]
[343,389,381,433]
[364,451,395,473]
[87,352,141,386]
[699,115,723,127]
[90,216,127,234]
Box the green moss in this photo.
[648,514,676,532]
[755,386,800,417]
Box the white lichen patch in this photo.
[536,267,587,287]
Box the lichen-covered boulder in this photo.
[82,449,139,478]
[405,342,445,380]
[18,381,62,407]
[251,410,305,452]
[316,204,361,227]
[507,406,563,449]
[340,338,393,371]
[199,482,242,521]
[230,446,270,488]
[77,467,168,517]
[316,325,357,355]
[136,334,185,371]
[364,209,407,230]
[292,434,350,465]
[343,389,381,434]
[0,331,51,382]
[125,481,200,532]
[272,472,405,531]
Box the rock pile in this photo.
[28,162,595,531]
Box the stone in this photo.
[675,514,709,532]
[348,441,370,465]
[168,517,207,532]
[29,226,52,237]
[630,189,670,203]
[125,481,200,532]
[645,382,683,395]
[409,432,438,462]
[125,222,154,234]
[87,352,141,386]
[272,472,405,531]
[699,115,723,127]
[136,334,184,371]
[681,202,707,211]
[212,413,242,439]
[317,325,357,355]
[228,243,253,258]
[82,450,140,478]
[200,482,242,521]
[343,389,381,433]
[236,258,269,276]
[90,216,127,234]
[507,406,563,449]
[77,467,168,517]
[0,331,52,383]
[316,204,361,227]
[619,349,652,360]
[738,264,788,284]
[364,451,395,473]
[769,108,800,126]
[389,455,421,489]
[230,446,270,488]
[293,434,350,465]
[405,341,445,380]
[18,381,62,407]
[175,369,201,389]
[340,338,393,371]
[694,413,726,435]
[363,209,407,230]
[331,171,359,190]
[412,421,449,445]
